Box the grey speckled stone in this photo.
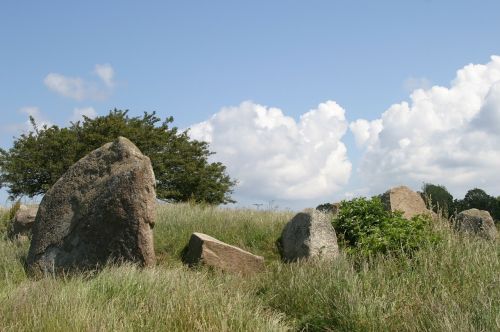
[27,137,156,277]
[278,209,339,262]
[455,209,497,240]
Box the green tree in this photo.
[454,188,500,221]
[0,110,236,204]
[421,183,454,217]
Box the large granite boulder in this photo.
[278,209,339,262]
[381,186,431,219]
[182,232,265,275]
[8,205,38,239]
[454,209,497,240]
[27,137,156,276]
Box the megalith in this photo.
[278,209,339,262]
[27,137,156,276]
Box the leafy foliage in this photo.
[332,197,439,256]
[421,183,454,217]
[0,110,236,204]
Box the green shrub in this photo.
[333,197,439,256]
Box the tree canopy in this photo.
[0,110,236,204]
[421,183,454,217]
[421,184,500,222]
[454,188,500,221]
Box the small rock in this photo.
[278,209,339,262]
[9,205,38,239]
[454,209,497,240]
[182,232,265,275]
[27,137,156,276]
[381,185,431,219]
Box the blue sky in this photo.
[2,1,500,208]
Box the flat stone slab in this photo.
[182,232,264,275]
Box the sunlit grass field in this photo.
[0,203,498,331]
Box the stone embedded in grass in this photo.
[454,209,497,240]
[26,137,157,277]
[381,185,432,219]
[8,205,38,240]
[278,209,339,262]
[182,232,265,275]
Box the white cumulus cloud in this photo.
[44,64,115,100]
[351,55,500,197]
[189,101,352,203]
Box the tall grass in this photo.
[0,204,498,331]
[0,264,290,331]
[0,206,11,236]
[153,203,293,263]
[258,233,499,331]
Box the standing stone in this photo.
[27,137,156,276]
[182,232,265,275]
[8,205,38,239]
[381,186,430,219]
[278,209,339,262]
[454,209,497,240]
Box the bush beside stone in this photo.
[333,197,440,256]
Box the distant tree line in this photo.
[420,183,500,222]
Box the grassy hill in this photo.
[0,204,498,331]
